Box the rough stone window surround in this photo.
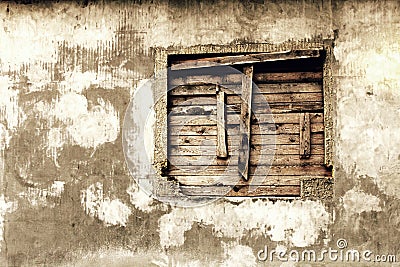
[152,40,335,200]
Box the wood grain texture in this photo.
[169,82,322,96]
[169,133,325,146]
[169,144,325,156]
[173,175,302,186]
[168,113,323,125]
[238,65,253,181]
[216,89,228,158]
[171,50,320,70]
[180,185,300,197]
[169,122,324,136]
[299,112,311,158]
[168,153,324,166]
[169,164,331,176]
[253,72,322,83]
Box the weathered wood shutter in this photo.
[166,50,332,197]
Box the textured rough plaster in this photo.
[0,0,399,266]
[159,199,331,248]
[0,196,16,251]
[334,1,400,198]
[342,188,382,214]
[18,180,65,207]
[221,243,257,267]
[81,182,131,227]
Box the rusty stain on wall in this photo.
[0,0,399,266]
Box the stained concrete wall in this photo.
[0,0,399,266]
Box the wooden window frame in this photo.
[153,41,335,200]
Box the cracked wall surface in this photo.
[0,0,399,266]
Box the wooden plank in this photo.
[300,112,311,158]
[170,72,322,88]
[169,82,321,96]
[257,83,322,94]
[168,164,332,177]
[168,113,323,125]
[238,65,253,181]
[170,93,322,106]
[180,185,300,197]
[169,133,325,146]
[169,73,242,86]
[173,175,302,186]
[257,92,323,103]
[170,102,323,115]
[169,84,239,96]
[253,72,322,83]
[169,122,324,136]
[169,144,325,156]
[168,153,324,166]
[171,50,320,70]
[216,88,228,158]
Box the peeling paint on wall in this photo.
[342,188,381,214]
[159,199,331,248]
[0,196,17,252]
[18,181,65,207]
[221,242,257,267]
[81,182,131,227]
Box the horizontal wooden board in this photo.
[169,123,324,136]
[168,113,323,125]
[168,153,324,166]
[169,133,324,146]
[253,72,322,83]
[170,74,242,86]
[169,71,322,86]
[173,175,302,186]
[257,83,322,94]
[168,164,332,176]
[169,144,325,156]
[180,185,300,197]
[169,94,322,107]
[171,50,320,70]
[169,102,323,115]
[169,82,322,96]
[169,84,239,96]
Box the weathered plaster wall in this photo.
[0,0,399,266]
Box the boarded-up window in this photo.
[156,46,334,198]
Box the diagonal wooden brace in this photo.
[238,66,254,181]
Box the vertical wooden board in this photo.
[216,88,228,158]
[238,65,253,181]
[299,112,311,158]
[323,44,334,168]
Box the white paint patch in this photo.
[126,184,167,213]
[0,3,118,69]
[342,188,381,214]
[24,63,52,92]
[46,127,66,168]
[152,253,204,267]
[0,195,17,251]
[67,98,119,149]
[97,199,131,227]
[59,70,98,94]
[158,199,330,248]
[52,93,119,149]
[54,92,88,122]
[221,243,257,267]
[81,182,131,227]
[18,181,65,207]
[0,75,25,131]
[0,124,10,150]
